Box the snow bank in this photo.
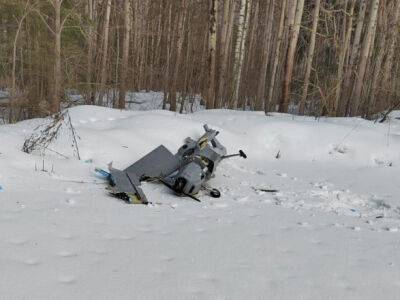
[1,105,400,300]
[54,106,400,169]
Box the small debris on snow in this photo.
[384,227,399,233]
[350,226,361,231]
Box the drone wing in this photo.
[105,145,180,204]
[124,145,180,179]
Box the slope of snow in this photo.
[1,106,400,299]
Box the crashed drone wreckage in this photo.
[96,124,247,204]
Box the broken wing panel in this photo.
[124,145,180,179]
[108,168,148,204]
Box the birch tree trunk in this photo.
[86,0,95,104]
[279,0,305,113]
[217,0,236,107]
[299,0,321,115]
[50,0,62,114]
[98,0,112,105]
[366,20,387,117]
[351,0,380,116]
[205,0,218,109]
[117,0,132,109]
[232,0,251,109]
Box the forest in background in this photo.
[0,0,399,122]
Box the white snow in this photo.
[1,105,400,299]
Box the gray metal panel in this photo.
[124,145,180,179]
[109,168,148,204]
[109,168,136,194]
[126,172,148,203]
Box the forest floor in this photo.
[0,104,400,299]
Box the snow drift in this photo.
[0,106,399,299]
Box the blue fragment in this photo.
[0,185,4,192]
[95,168,111,179]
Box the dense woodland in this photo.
[0,0,399,122]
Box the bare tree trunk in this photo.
[279,0,305,113]
[117,0,131,109]
[255,0,275,112]
[239,0,259,109]
[299,0,321,115]
[169,0,188,112]
[381,0,400,108]
[343,0,366,115]
[267,0,287,111]
[162,2,172,109]
[332,0,355,116]
[10,3,30,122]
[98,0,112,105]
[351,0,380,116]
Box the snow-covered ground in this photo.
[1,105,400,299]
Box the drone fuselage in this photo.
[103,124,244,204]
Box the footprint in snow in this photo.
[57,251,78,258]
[213,202,229,208]
[58,275,76,284]
[248,213,261,218]
[22,258,41,266]
[1,214,15,222]
[276,173,288,178]
[138,227,153,233]
[197,273,219,284]
[8,237,29,246]
[312,181,332,190]
[310,239,322,245]
[159,230,173,236]
[235,196,249,203]
[64,188,81,194]
[349,226,361,231]
[65,198,76,206]
[152,268,168,276]
[90,249,108,256]
[160,256,175,262]
[58,233,76,240]
[297,222,310,227]
[117,235,134,241]
[195,214,211,220]
[252,232,268,237]
[383,227,399,232]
